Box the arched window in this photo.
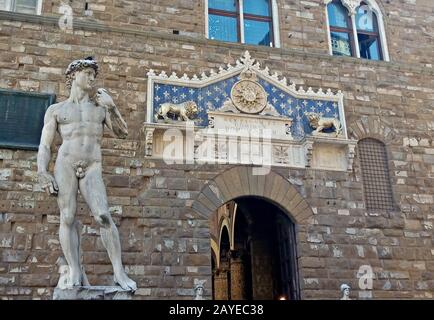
[325,0,389,61]
[356,3,382,60]
[206,0,280,48]
[358,138,394,211]
[327,1,354,57]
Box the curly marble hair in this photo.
[65,56,99,88]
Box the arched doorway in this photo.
[210,197,300,300]
[192,166,313,300]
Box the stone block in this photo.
[53,286,134,300]
[2,250,29,263]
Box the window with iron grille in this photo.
[358,138,395,211]
[0,89,55,150]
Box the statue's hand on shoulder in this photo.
[95,87,128,139]
[95,88,115,111]
[38,172,59,196]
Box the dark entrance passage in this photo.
[210,197,300,300]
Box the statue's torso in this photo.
[54,100,106,164]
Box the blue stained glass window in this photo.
[327,2,349,28]
[209,0,237,12]
[209,14,238,43]
[244,19,271,46]
[330,31,352,57]
[358,34,380,60]
[356,6,377,32]
[243,0,270,17]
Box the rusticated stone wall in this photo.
[37,0,434,65]
[0,0,433,300]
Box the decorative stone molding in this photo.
[144,127,155,157]
[141,120,357,172]
[231,77,267,114]
[219,99,241,114]
[208,116,215,128]
[259,103,281,117]
[147,50,348,138]
[342,0,362,15]
[347,142,357,172]
[144,51,356,172]
[304,139,314,168]
[147,50,345,113]
[207,110,293,140]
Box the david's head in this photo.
[340,284,350,296]
[65,57,99,91]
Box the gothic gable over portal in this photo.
[144,51,357,172]
[147,51,347,139]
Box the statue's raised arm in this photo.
[96,88,128,139]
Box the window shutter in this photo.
[0,89,56,150]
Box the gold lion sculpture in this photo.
[305,112,342,137]
[154,101,198,122]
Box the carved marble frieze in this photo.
[144,51,357,172]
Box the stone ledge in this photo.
[0,11,433,76]
[53,286,134,300]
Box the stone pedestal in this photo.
[53,286,134,300]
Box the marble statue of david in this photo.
[37,57,137,291]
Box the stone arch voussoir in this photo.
[348,116,396,144]
[191,166,314,224]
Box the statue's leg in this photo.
[54,162,81,286]
[79,163,137,291]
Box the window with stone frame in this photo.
[326,0,388,61]
[0,0,41,15]
[207,0,279,47]
[358,138,395,211]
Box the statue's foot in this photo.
[114,271,137,291]
[68,268,82,287]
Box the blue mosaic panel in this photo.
[152,76,340,138]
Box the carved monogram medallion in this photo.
[230,79,267,114]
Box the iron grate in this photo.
[358,138,395,211]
